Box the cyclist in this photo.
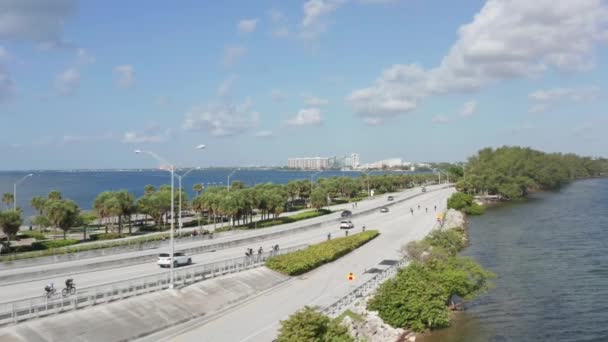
[65,278,74,291]
[327,232,332,241]
[45,282,55,295]
[410,208,414,215]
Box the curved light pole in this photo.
[227,168,240,191]
[363,170,380,197]
[14,173,33,211]
[134,144,205,289]
[177,167,202,235]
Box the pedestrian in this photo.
[434,205,437,211]
[425,207,428,213]
[327,232,332,241]
[0,243,3,255]
[362,225,366,232]
[345,230,349,237]
[274,244,279,252]
[418,205,420,210]
[410,208,414,215]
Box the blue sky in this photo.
[1,0,607,170]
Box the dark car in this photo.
[422,187,427,193]
[387,196,394,201]
[341,210,352,218]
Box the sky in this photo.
[1,0,607,170]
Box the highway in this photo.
[0,185,444,303]
[140,186,455,342]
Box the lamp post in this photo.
[363,170,379,197]
[13,173,33,211]
[227,168,240,191]
[134,144,205,289]
[177,167,202,235]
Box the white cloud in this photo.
[273,27,290,38]
[182,98,260,137]
[0,0,76,45]
[255,130,273,138]
[271,89,285,102]
[347,0,608,122]
[223,45,247,66]
[238,19,258,34]
[528,87,600,113]
[76,48,95,65]
[0,66,14,102]
[306,96,329,106]
[113,65,135,88]
[55,67,80,95]
[285,107,323,126]
[301,0,346,39]
[360,0,398,3]
[458,100,477,117]
[432,115,450,124]
[218,75,238,97]
[269,8,289,37]
[122,127,173,144]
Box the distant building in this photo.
[288,157,330,169]
[351,153,360,168]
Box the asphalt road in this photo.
[139,187,455,342]
[0,185,445,303]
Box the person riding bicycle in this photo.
[45,282,55,294]
[65,278,74,290]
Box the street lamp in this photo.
[134,144,205,289]
[177,167,202,235]
[363,170,379,197]
[13,173,33,211]
[227,168,240,191]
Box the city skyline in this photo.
[1,0,607,170]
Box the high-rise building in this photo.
[351,153,360,168]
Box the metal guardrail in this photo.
[0,244,307,326]
[322,258,409,318]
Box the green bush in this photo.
[31,239,79,250]
[447,192,474,211]
[465,203,485,215]
[266,230,379,275]
[17,231,47,240]
[277,306,353,342]
[425,229,467,255]
[241,209,331,230]
[89,233,126,241]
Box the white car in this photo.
[340,220,354,229]
[380,207,389,213]
[157,252,192,268]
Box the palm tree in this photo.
[144,185,156,195]
[2,193,14,209]
[45,199,79,239]
[0,210,22,251]
[193,183,204,196]
[47,190,62,201]
[94,191,115,235]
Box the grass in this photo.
[265,230,379,275]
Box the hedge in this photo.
[31,239,79,250]
[89,233,126,241]
[266,230,379,275]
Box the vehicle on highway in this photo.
[339,220,354,229]
[422,187,427,193]
[380,207,389,213]
[157,252,192,268]
[341,210,352,218]
[387,196,394,201]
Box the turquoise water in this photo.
[420,178,608,342]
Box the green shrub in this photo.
[31,239,79,250]
[17,231,47,240]
[465,203,485,215]
[277,306,353,342]
[447,192,474,211]
[266,230,379,275]
[425,229,467,255]
[89,233,126,241]
[241,209,331,230]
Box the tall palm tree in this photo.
[193,183,204,196]
[2,193,14,209]
[47,190,62,201]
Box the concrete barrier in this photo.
[0,268,290,342]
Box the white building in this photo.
[351,153,360,168]
[288,157,330,169]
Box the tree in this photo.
[144,185,156,195]
[0,210,23,250]
[277,307,352,342]
[31,196,47,217]
[94,191,115,234]
[44,199,80,239]
[310,188,327,211]
[193,183,204,196]
[2,193,14,209]
[47,190,62,200]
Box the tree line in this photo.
[0,173,437,247]
[456,146,608,199]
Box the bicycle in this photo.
[44,287,57,299]
[62,285,76,297]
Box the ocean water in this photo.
[0,169,417,220]
[419,178,608,342]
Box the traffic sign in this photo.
[347,272,355,281]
